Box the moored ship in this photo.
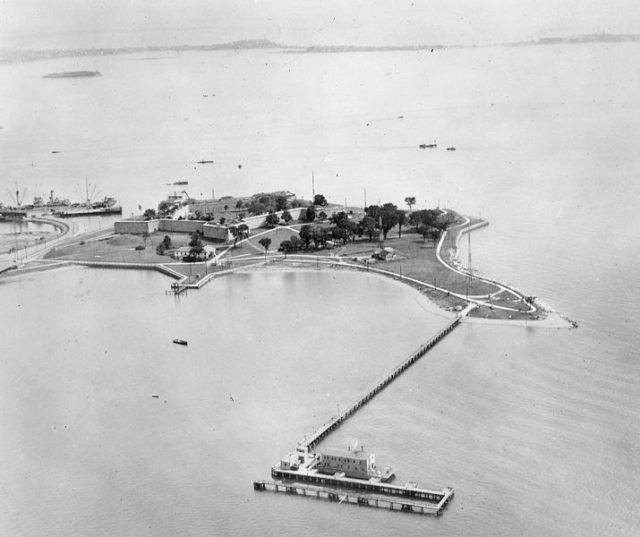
[53,196,122,218]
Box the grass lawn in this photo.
[45,232,195,264]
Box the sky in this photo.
[1,0,640,50]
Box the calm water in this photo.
[1,43,639,535]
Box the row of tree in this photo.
[274,203,451,253]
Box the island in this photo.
[42,70,102,78]
[25,189,574,327]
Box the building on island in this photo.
[171,245,216,261]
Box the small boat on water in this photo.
[446,146,456,151]
[197,160,214,164]
[173,339,188,346]
[419,143,437,149]
[173,180,189,185]
[152,394,159,398]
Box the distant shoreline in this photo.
[2,33,638,64]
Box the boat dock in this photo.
[254,480,453,516]
[298,314,465,451]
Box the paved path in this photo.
[436,212,536,313]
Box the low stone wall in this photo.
[203,223,232,241]
[158,219,204,234]
[114,220,159,234]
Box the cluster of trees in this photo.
[360,203,408,240]
[185,232,205,261]
[278,211,357,252]
[298,204,329,223]
[155,235,173,255]
[408,209,452,246]
[276,200,450,253]
[228,223,250,247]
[243,193,303,216]
[264,209,293,228]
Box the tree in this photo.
[157,200,171,215]
[331,211,350,228]
[237,223,250,240]
[258,237,271,260]
[299,225,313,249]
[303,205,316,222]
[313,193,328,206]
[409,208,440,229]
[265,212,280,228]
[275,195,288,211]
[279,239,292,252]
[143,208,156,220]
[229,225,239,247]
[187,232,204,261]
[404,196,416,212]
[142,231,150,246]
[156,234,171,255]
[219,217,226,225]
[428,227,442,247]
[360,215,377,241]
[248,200,267,216]
[417,223,429,244]
[155,235,172,255]
[235,200,244,209]
[311,225,325,249]
[281,209,292,224]
[289,234,302,251]
[396,209,407,238]
[380,203,400,240]
[189,232,201,247]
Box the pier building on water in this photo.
[256,308,474,516]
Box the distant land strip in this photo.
[1,33,639,64]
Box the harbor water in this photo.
[1,42,639,536]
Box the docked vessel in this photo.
[53,194,121,218]
[0,209,27,221]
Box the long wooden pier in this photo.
[299,314,465,451]
[254,480,453,516]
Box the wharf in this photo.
[254,480,453,516]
